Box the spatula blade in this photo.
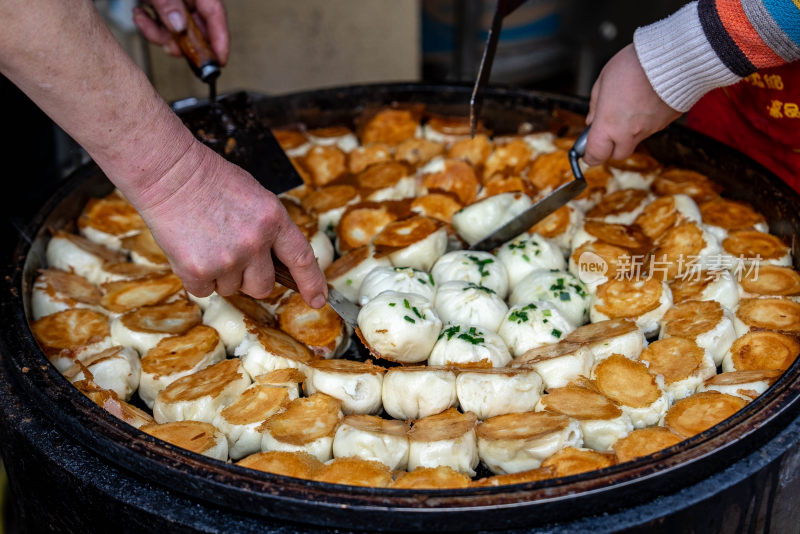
[469,179,587,251]
[469,126,591,251]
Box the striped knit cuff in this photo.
[742,0,800,63]
[633,1,742,112]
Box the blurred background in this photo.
[103,0,686,100]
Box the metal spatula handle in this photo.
[568,126,591,183]
[469,0,529,137]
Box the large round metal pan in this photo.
[3,83,800,532]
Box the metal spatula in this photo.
[469,0,528,137]
[271,257,359,330]
[467,0,589,250]
[469,127,590,251]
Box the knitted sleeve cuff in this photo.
[633,1,742,112]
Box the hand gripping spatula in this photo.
[258,130,360,330]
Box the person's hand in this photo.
[583,43,682,166]
[135,139,327,307]
[133,0,229,65]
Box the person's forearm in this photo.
[634,0,800,112]
[0,0,195,203]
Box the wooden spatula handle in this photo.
[143,2,220,82]
[174,6,220,82]
[271,256,299,292]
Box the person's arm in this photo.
[0,0,327,307]
[584,0,800,165]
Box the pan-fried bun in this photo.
[701,370,782,401]
[586,189,652,225]
[477,411,581,474]
[78,191,146,251]
[357,292,442,363]
[455,367,543,420]
[31,268,103,321]
[408,408,479,476]
[236,320,315,379]
[410,192,462,224]
[734,298,800,336]
[122,228,169,268]
[651,168,721,203]
[303,145,346,187]
[111,301,201,355]
[202,293,276,354]
[80,384,153,429]
[664,391,747,438]
[496,233,566,288]
[325,245,393,302]
[373,216,447,271]
[722,330,800,372]
[668,270,740,311]
[639,337,715,400]
[46,231,126,284]
[333,415,409,471]
[62,345,141,401]
[538,383,632,451]
[213,384,291,460]
[421,158,480,205]
[237,451,323,480]
[723,230,791,265]
[613,427,683,463]
[360,108,420,146]
[153,358,251,424]
[594,354,669,428]
[314,457,393,487]
[32,308,113,372]
[99,272,184,314]
[740,265,800,299]
[382,366,457,420]
[591,277,672,337]
[540,447,617,477]
[141,420,228,461]
[564,318,645,362]
[278,293,348,360]
[391,466,471,489]
[659,300,736,366]
[395,138,444,166]
[306,359,385,415]
[260,393,343,462]
[452,192,533,247]
[432,250,510,299]
[139,325,225,408]
[634,194,701,241]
